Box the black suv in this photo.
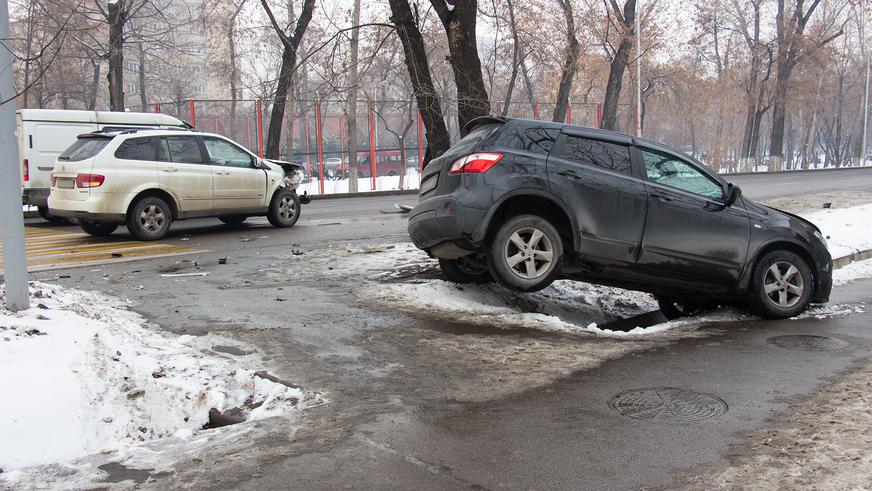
[408,117,832,319]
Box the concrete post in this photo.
[0,0,30,311]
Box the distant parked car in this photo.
[408,117,832,319]
[48,129,304,240]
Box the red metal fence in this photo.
[153,98,606,195]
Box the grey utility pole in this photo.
[0,0,30,311]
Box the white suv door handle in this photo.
[215,170,231,176]
[161,167,178,173]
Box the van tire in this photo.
[127,196,172,241]
[79,220,118,237]
[38,206,71,224]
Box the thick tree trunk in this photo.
[107,1,126,112]
[388,0,451,161]
[600,0,636,131]
[502,0,522,117]
[552,0,579,123]
[88,60,100,111]
[768,73,790,171]
[262,0,315,160]
[346,0,361,191]
[429,0,490,135]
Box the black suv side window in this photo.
[561,136,632,175]
[114,137,156,161]
[640,148,723,200]
[159,136,204,164]
[482,124,559,155]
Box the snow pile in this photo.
[298,170,421,195]
[361,278,662,336]
[799,203,872,259]
[0,282,318,473]
[833,257,872,286]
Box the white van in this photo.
[17,109,189,219]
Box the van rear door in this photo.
[25,120,96,189]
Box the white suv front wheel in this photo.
[267,188,300,228]
[128,196,173,241]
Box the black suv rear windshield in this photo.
[58,137,112,162]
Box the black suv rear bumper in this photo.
[408,195,487,256]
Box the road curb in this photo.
[722,166,872,177]
[304,189,418,201]
[833,249,872,270]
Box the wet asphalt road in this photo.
[21,166,872,489]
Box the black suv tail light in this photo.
[448,153,503,174]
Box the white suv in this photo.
[48,129,304,240]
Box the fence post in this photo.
[256,99,264,158]
[338,115,346,178]
[304,111,312,184]
[368,101,377,191]
[596,103,603,128]
[188,99,196,127]
[316,101,325,194]
[417,110,424,173]
[153,103,159,113]
[534,99,540,120]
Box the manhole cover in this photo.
[767,335,848,351]
[609,387,728,423]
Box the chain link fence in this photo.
[152,98,609,195]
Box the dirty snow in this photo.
[0,282,322,477]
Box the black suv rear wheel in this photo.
[488,214,563,292]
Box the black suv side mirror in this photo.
[725,183,742,206]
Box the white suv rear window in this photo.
[57,137,112,162]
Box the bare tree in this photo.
[553,0,580,122]
[387,0,451,160]
[346,0,361,191]
[429,0,491,134]
[260,0,316,159]
[600,0,636,130]
[768,0,844,171]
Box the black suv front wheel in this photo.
[748,250,813,319]
[488,214,563,292]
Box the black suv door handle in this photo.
[558,169,578,178]
[650,193,673,202]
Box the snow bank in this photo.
[799,203,872,259]
[833,257,872,286]
[298,170,421,195]
[0,282,320,473]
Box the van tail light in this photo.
[23,159,29,182]
[50,174,57,187]
[76,173,105,188]
[448,153,503,174]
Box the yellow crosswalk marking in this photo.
[0,227,207,272]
